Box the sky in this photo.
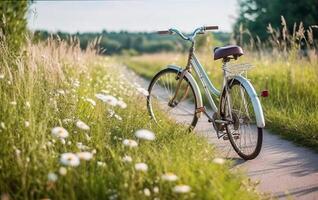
[28,0,239,33]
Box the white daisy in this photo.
[172,185,191,193]
[213,157,225,165]
[135,129,155,141]
[76,120,90,130]
[76,152,93,161]
[123,139,138,148]
[48,172,58,182]
[59,167,67,176]
[51,127,69,139]
[122,155,132,163]
[60,153,80,167]
[143,188,151,196]
[135,162,148,172]
[161,173,178,182]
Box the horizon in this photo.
[28,0,238,34]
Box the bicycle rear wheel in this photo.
[147,68,199,130]
[220,79,263,160]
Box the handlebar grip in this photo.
[157,30,171,35]
[204,26,219,30]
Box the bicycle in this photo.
[146,26,266,160]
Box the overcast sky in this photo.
[28,0,238,33]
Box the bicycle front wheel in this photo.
[147,68,199,130]
[220,79,263,160]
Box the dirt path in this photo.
[124,66,318,200]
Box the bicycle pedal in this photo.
[222,135,229,140]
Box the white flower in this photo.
[135,163,148,172]
[48,172,58,182]
[143,188,151,196]
[136,87,149,96]
[60,138,66,145]
[95,93,118,106]
[0,74,4,79]
[85,98,96,107]
[10,101,17,106]
[122,155,132,163]
[60,153,80,167]
[153,186,159,193]
[161,173,178,182]
[67,141,72,145]
[24,121,30,128]
[92,149,97,154]
[51,127,69,139]
[97,161,106,167]
[123,139,138,148]
[213,157,225,165]
[59,167,67,176]
[76,152,93,161]
[135,129,155,141]
[76,120,90,130]
[172,185,191,193]
[117,100,127,109]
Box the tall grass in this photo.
[123,19,318,150]
[0,38,262,199]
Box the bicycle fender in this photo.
[232,75,265,128]
[167,65,203,118]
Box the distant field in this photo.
[0,41,261,199]
[123,52,318,151]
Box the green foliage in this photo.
[234,0,318,41]
[33,30,230,55]
[0,1,30,51]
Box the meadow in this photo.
[0,39,263,199]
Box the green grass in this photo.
[123,52,318,151]
[0,41,262,199]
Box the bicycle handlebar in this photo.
[157,25,218,41]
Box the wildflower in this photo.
[123,139,138,148]
[161,173,178,182]
[85,98,96,107]
[143,188,151,196]
[10,101,17,106]
[213,157,225,165]
[60,153,80,167]
[0,74,4,79]
[136,87,149,96]
[122,155,132,163]
[117,100,127,109]
[135,163,148,172]
[172,185,191,193]
[135,129,155,141]
[25,121,30,128]
[51,127,69,139]
[76,152,93,161]
[97,161,106,167]
[76,120,90,130]
[95,93,118,106]
[153,186,159,193]
[48,172,58,182]
[59,167,67,176]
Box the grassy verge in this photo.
[122,52,318,151]
[0,40,262,199]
